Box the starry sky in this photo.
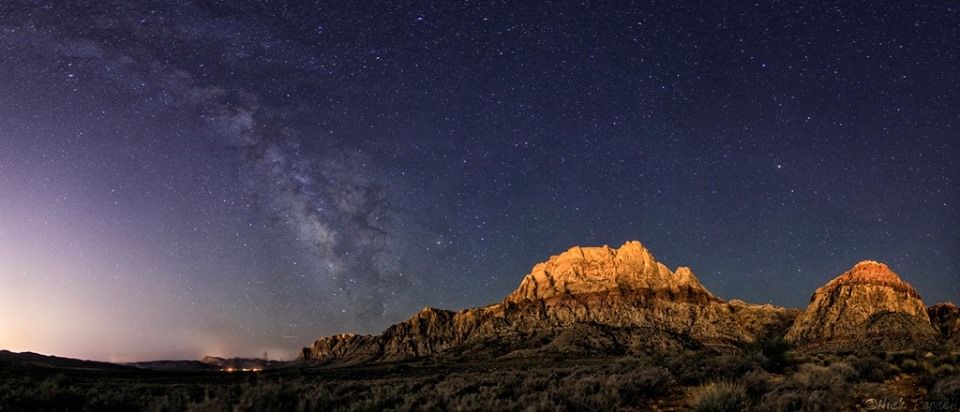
[0,1,957,362]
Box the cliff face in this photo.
[785,261,938,351]
[506,242,710,303]
[303,241,794,363]
[500,242,756,345]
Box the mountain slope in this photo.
[302,241,795,363]
[785,261,938,351]
[0,350,138,371]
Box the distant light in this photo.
[221,367,261,372]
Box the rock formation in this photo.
[928,302,960,349]
[303,241,795,364]
[728,300,801,342]
[499,242,761,345]
[785,261,938,351]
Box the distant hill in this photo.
[0,350,138,371]
[198,356,288,371]
[127,359,219,371]
[0,350,290,372]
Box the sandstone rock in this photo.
[728,300,801,342]
[501,241,753,346]
[928,302,960,349]
[506,241,710,303]
[303,241,788,363]
[301,333,382,365]
[785,261,937,351]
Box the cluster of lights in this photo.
[220,367,262,372]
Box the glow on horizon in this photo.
[0,264,297,362]
[0,198,292,362]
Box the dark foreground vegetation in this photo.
[2,344,959,411]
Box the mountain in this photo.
[784,261,939,352]
[302,241,797,364]
[130,357,287,371]
[128,360,219,371]
[199,356,285,371]
[0,350,138,371]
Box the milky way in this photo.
[0,1,957,361]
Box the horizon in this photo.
[1,245,950,363]
[1,2,958,362]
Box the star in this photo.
[0,0,954,362]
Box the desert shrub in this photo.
[661,351,712,385]
[707,353,760,381]
[185,396,232,412]
[615,367,674,405]
[827,361,857,383]
[740,369,771,399]
[846,355,895,382]
[900,358,920,372]
[144,387,201,412]
[288,388,334,412]
[519,395,566,412]
[434,372,526,409]
[915,360,943,388]
[560,373,623,410]
[756,336,793,373]
[758,387,840,412]
[687,381,748,412]
[433,374,473,398]
[940,352,960,366]
[0,361,686,411]
[930,375,960,403]
[5,374,88,411]
[757,363,850,412]
[517,371,551,393]
[444,385,525,411]
[934,364,957,378]
[885,350,919,368]
[396,392,446,412]
[814,353,836,366]
[358,382,412,411]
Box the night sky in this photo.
[1,1,957,362]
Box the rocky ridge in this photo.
[303,244,955,363]
[302,241,794,363]
[928,302,960,349]
[785,260,938,351]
